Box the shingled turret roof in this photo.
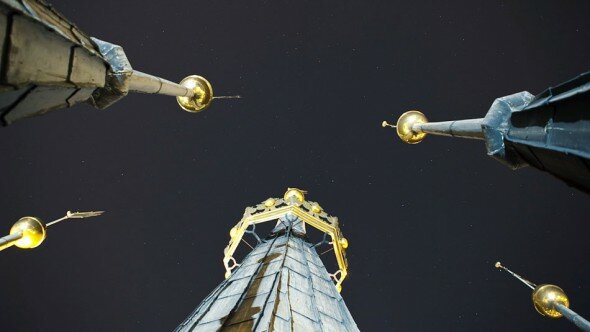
[175,189,359,331]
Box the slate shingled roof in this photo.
[175,217,359,332]
[0,0,108,125]
[506,71,590,193]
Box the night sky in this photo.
[1,0,590,331]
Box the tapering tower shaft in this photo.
[175,189,358,331]
[127,71,195,98]
[388,71,590,193]
[0,232,22,250]
[556,304,590,331]
[0,0,215,125]
[496,262,590,331]
[412,118,485,140]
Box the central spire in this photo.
[175,189,358,331]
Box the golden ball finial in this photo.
[264,198,276,208]
[177,75,213,113]
[10,216,46,249]
[284,188,306,206]
[495,261,502,268]
[339,237,348,249]
[310,203,322,214]
[396,110,428,144]
[532,284,570,318]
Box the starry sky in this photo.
[1,0,590,331]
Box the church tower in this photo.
[175,188,359,331]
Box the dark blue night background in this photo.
[1,1,589,330]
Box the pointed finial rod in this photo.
[213,95,242,100]
[0,210,104,252]
[495,261,590,331]
[45,210,105,227]
[495,261,536,290]
[381,120,396,128]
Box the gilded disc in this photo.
[396,110,428,144]
[10,216,46,249]
[532,284,569,318]
[177,75,213,113]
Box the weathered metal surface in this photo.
[66,87,95,107]
[175,215,359,332]
[128,70,194,97]
[1,0,26,12]
[0,0,205,125]
[0,0,108,124]
[394,70,590,192]
[0,85,32,118]
[0,11,7,68]
[449,74,590,191]
[481,91,534,169]
[89,38,131,109]
[556,304,590,331]
[20,0,98,55]
[3,85,76,124]
[503,72,590,192]
[413,118,485,140]
[7,14,73,87]
[70,47,106,88]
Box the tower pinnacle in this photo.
[495,262,590,331]
[0,0,240,125]
[175,189,358,331]
[382,71,590,193]
[0,210,104,252]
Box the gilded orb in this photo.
[283,188,306,205]
[264,198,276,208]
[339,237,349,249]
[532,284,570,318]
[310,204,322,214]
[176,75,213,113]
[10,216,46,249]
[396,110,428,144]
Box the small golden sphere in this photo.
[224,271,232,279]
[532,284,569,318]
[396,110,428,144]
[339,237,349,249]
[176,75,213,113]
[10,216,46,249]
[284,188,305,205]
[310,204,322,214]
[264,198,276,208]
[229,227,238,238]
